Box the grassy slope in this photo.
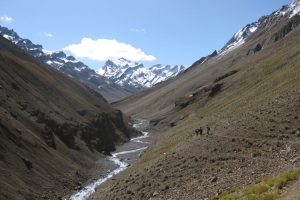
[215,168,300,200]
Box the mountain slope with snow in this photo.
[0,26,131,102]
[97,58,185,91]
[187,0,300,69]
[218,1,300,56]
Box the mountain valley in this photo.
[0,1,300,200]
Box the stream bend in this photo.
[64,119,149,200]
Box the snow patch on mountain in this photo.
[290,0,300,18]
[3,34,14,41]
[218,22,259,56]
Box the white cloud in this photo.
[44,32,53,38]
[63,38,156,62]
[0,16,13,23]
[131,28,146,33]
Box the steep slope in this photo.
[0,26,132,102]
[91,2,300,199]
[114,2,300,118]
[0,36,139,200]
[97,57,185,92]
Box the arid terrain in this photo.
[91,8,300,200]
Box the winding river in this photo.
[63,119,150,200]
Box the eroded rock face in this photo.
[80,112,131,153]
[9,106,138,153]
[274,15,300,41]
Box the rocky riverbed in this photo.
[63,119,150,200]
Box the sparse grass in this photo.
[244,183,269,195]
[213,168,300,200]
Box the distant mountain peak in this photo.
[98,58,185,91]
[112,57,139,68]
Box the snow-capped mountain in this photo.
[0,26,131,102]
[0,26,80,70]
[218,22,259,55]
[188,0,300,69]
[218,0,300,56]
[97,58,185,91]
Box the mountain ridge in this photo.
[0,26,132,102]
[97,57,186,91]
[0,27,187,101]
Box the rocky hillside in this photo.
[0,26,132,102]
[91,1,300,199]
[97,57,185,92]
[0,36,139,200]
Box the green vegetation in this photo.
[213,168,300,200]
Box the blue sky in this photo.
[0,0,290,69]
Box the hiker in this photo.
[207,126,211,135]
[195,127,203,136]
[199,127,203,135]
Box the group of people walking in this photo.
[195,126,210,136]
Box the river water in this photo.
[63,119,150,200]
